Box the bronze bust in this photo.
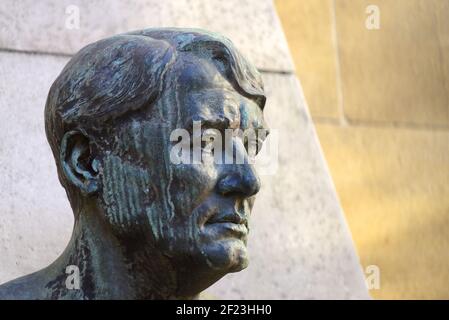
[0,28,268,299]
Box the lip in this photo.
[205,210,250,238]
[206,212,248,228]
[207,221,249,236]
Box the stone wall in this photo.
[0,0,368,299]
[275,0,449,299]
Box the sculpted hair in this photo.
[44,28,266,199]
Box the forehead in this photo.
[174,55,266,130]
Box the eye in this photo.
[198,129,222,156]
[201,139,214,154]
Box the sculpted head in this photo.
[44,28,268,297]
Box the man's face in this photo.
[99,55,267,288]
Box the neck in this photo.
[44,200,199,300]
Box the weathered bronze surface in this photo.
[0,28,267,299]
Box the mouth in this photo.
[206,211,248,227]
[205,211,249,236]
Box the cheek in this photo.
[99,154,159,238]
[161,164,221,258]
[99,152,220,246]
[168,163,219,218]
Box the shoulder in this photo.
[0,271,53,300]
[0,269,90,300]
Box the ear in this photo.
[60,130,100,196]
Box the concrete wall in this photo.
[0,0,368,299]
[275,0,449,299]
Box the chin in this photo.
[173,238,249,297]
[202,238,249,273]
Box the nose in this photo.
[216,164,261,197]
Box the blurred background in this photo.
[274,0,449,299]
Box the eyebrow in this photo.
[183,117,239,134]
